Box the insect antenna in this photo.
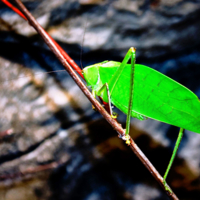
[80,21,88,70]
[0,70,67,84]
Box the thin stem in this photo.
[11,1,179,199]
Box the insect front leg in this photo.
[91,90,97,110]
[97,83,117,119]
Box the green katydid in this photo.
[82,47,200,188]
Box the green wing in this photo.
[83,61,200,133]
[109,64,200,133]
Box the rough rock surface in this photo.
[0,0,200,199]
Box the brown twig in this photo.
[11,0,179,199]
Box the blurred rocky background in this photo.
[0,0,200,199]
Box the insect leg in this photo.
[125,48,136,139]
[91,90,97,110]
[98,83,117,118]
[163,128,184,186]
[99,48,136,145]
[108,48,136,145]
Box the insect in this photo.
[82,47,200,189]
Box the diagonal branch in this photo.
[9,0,179,199]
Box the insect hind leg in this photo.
[163,128,184,192]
